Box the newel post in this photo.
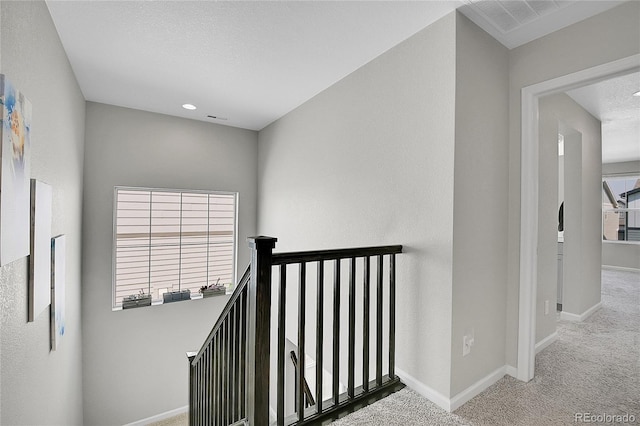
[246,236,277,425]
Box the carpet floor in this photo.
[334,268,639,425]
[153,268,639,426]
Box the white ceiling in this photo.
[567,72,640,164]
[46,0,625,131]
[46,1,460,130]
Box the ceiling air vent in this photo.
[463,0,576,34]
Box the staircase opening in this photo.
[187,236,404,425]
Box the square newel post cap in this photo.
[247,236,277,250]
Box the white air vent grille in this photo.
[472,0,519,32]
[500,1,539,25]
[464,0,576,33]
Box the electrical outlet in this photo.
[463,334,475,356]
[544,300,550,315]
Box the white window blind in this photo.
[113,187,237,308]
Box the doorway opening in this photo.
[516,54,640,382]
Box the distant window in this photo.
[602,176,640,244]
[113,187,237,309]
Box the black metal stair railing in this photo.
[273,243,404,425]
[187,265,250,426]
[188,237,403,425]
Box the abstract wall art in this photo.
[0,74,32,266]
[51,235,66,350]
[29,179,52,322]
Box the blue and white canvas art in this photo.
[0,74,32,266]
[51,235,66,350]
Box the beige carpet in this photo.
[335,268,639,425]
[156,268,639,425]
[148,412,187,426]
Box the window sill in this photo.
[603,240,640,246]
[112,291,231,312]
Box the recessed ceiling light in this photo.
[633,91,640,97]
[182,103,197,110]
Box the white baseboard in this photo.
[602,265,640,272]
[123,405,188,426]
[535,331,558,354]
[560,302,602,322]
[395,368,451,411]
[449,366,506,412]
[505,365,518,378]
[396,365,508,412]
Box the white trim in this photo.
[535,331,558,354]
[396,366,508,412]
[449,366,506,412]
[602,240,640,246]
[518,80,540,383]
[602,265,640,273]
[123,405,188,426]
[395,368,451,412]
[560,302,602,322]
[517,54,640,383]
[505,365,518,378]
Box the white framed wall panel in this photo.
[28,179,52,322]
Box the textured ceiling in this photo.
[567,72,640,164]
[46,1,461,130]
[46,0,626,131]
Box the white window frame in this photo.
[112,186,238,310]
[602,174,640,245]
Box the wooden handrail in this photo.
[188,263,251,425]
[272,245,402,265]
[191,265,251,365]
[289,351,316,408]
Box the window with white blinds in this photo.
[113,187,237,309]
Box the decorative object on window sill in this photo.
[122,290,152,309]
[0,74,32,267]
[163,289,191,303]
[200,279,227,298]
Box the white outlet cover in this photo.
[463,335,474,356]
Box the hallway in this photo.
[333,268,640,425]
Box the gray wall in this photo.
[506,1,640,367]
[602,160,640,176]
[602,242,640,270]
[258,13,457,398]
[0,2,86,424]
[82,102,258,424]
[537,94,602,341]
[602,160,640,270]
[450,13,509,396]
